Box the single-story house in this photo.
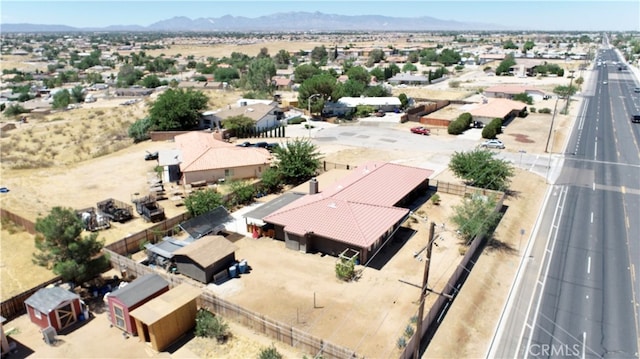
[272,76,293,90]
[24,287,83,332]
[263,162,433,263]
[484,85,550,102]
[387,73,430,86]
[469,98,528,123]
[173,235,238,284]
[106,274,169,335]
[160,131,271,185]
[114,87,153,97]
[323,96,402,116]
[130,283,201,352]
[212,102,283,131]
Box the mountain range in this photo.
[0,12,504,33]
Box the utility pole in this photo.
[414,221,436,359]
[564,70,575,114]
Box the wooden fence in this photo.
[0,208,37,235]
[104,248,358,359]
[104,212,190,255]
[431,180,505,200]
[399,188,505,358]
[1,276,63,321]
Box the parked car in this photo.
[374,110,386,117]
[410,126,431,135]
[471,121,484,129]
[481,139,505,149]
[252,142,269,148]
[634,87,640,93]
[144,151,158,161]
[236,141,252,147]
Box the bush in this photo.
[128,117,152,143]
[447,119,467,135]
[397,337,407,348]
[530,107,536,113]
[258,345,283,359]
[3,104,28,117]
[195,309,230,343]
[449,80,461,88]
[335,257,356,281]
[482,125,497,139]
[404,324,415,337]
[286,116,306,125]
[539,108,552,114]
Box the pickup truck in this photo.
[632,115,640,123]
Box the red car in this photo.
[411,126,431,135]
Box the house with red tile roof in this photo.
[161,131,271,185]
[263,162,433,264]
[469,98,527,123]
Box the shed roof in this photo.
[129,283,201,325]
[145,237,187,259]
[24,287,79,314]
[179,206,233,239]
[173,235,238,269]
[109,274,169,307]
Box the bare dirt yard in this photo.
[0,44,590,357]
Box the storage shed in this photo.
[106,274,169,335]
[24,287,82,332]
[130,283,201,352]
[173,235,238,284]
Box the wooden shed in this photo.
[129,283,201,352]
[24,287,82,332]
[173,235,238,284]
[106,274,169,335]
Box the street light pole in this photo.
[307,93,321,138]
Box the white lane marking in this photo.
[593,182,596,191]
[590,212,594,223]
[587,256,591,274]
[582,331,587,359]
[594,142,597,159]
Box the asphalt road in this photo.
[489,46,640,358]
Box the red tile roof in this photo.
[469,98,527,119]
[264,162,433,248]
[175,131,271,172]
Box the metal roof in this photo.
[109,274,169,308]
[24,287,79,314]
[173,235,237,269]
[145,237,187,259]
[179,206,233,239]
[243,192,306,220]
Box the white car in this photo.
[481,139,505,149]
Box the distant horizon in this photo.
[1,1,639,31]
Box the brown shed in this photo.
[129,283,201,352]
[173,235,238,284]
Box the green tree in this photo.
[116,63,144,87]
[297,73,337,111]
[523,40,535,53]
[512,93,533,105]
[227,180,256,206]
[495,54,516,76]
[273,49,291,67]
[259,167,283,194]
[184,189,224,217]
[369,67,385,81]
[3,104,28,117]
[128,117,153,142]
[246,57,276,93]
[402,63,418,72]
[367,49,385,65]
[437,48,462,66]
[273,138,321,184]
[310,45,328,64]
[141,74,163,88]
[553,85,578,98]
[346,66,371,85]
[398,93,409,109]
[452,194,502,244]
[33,207,106,283]
[222,115,255,137]
[70,85,85,103]
[214,67,239,82]
[52,89,71,109]
[503,39,518,49]
[448,149,514,191]
[293,63,321,84]
[148,88,208,130]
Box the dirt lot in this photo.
[0,45,589,357]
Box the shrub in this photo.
[530,107,536,113]
[335,257,356,281]
[447,119,467,135]
[195,309,230,343]
[258,345,283,359]
[404,324,415,337]
[286,116,306,125]
[482,125,498,139]
[397,337,407,348]
[539,108,552,114]
[430,193,441,205]
[449,80,461,88]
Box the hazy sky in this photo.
[1,1,639,31]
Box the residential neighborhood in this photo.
[1,13,639,359]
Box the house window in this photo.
[224,169,234,178]
[113,305,126,329]
[34,309,42,320]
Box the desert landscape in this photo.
[0,35,587,358]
